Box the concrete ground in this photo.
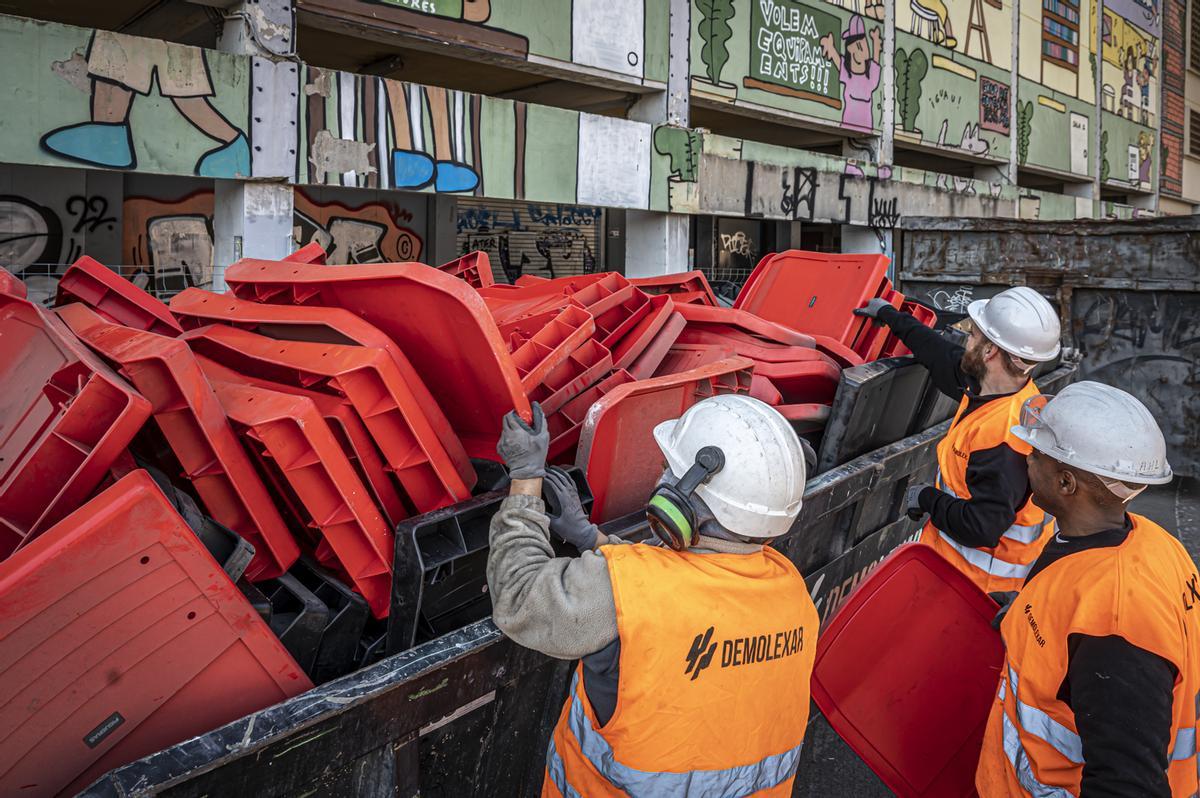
[795,477,1200,797]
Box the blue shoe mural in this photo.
[391,150,436,189]
[40,122,135,169]
[196,133,251,178]
[434,161,480,193]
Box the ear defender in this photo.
[647,446,725,550]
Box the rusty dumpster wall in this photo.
[898,216,1200,477]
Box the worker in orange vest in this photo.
[489,395,818,797]
[857,287,1061,593]
[978,381,1198,796]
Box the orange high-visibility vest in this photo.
[543,542,818,798]
[976,514,1200,797]
[920,380,1054,594]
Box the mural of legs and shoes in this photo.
[385,83,480,193]
[41,32,249,177]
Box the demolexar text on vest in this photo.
[684,623,808,681]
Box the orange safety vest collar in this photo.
[543,542,818,798]
[921,380,1054,594]
[976,514,1200,797]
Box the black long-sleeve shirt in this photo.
[878,306,1031,549]
[1021,521,1177,798]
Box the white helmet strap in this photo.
[1007,353,1037,375]
[1098,474,1147,503]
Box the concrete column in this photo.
[624,0,691,276]
[1127,193,1156,210]
[212,181,294,290]
[1062,181,1095,218]
[1008,0,1020,184]
[1093,0,1105,200]
[210,0,297,290]
[426,194,458,267]
[624,211,690,277]
[841,224,893,278]
[880,0,895,166]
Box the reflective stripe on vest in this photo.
[548,673,804,797]
[1001,710,1075,798]
[938,532,1034,580]
[1008,666,1084,764]
[938,476,1051,547]
[1173,727,1197,762]
[546,735,582,798]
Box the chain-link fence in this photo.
[4,263,207,307]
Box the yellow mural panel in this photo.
[1094,0,1157,123]
[895,0,1013,69]
[1018,0,1095,102]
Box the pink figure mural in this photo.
[821,15,883,133]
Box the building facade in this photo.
[0,0,1177,299]
[1158,0,1200,213]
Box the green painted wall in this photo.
[894,31,1012,163]
[1018,80,1095,178]
[368,0,668,83]
[1101,111,1157,192]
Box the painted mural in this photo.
[0,7,1160,243]
[1095,0,1158,191]
[4,15,671,213]
[691,0,884,133]
[894,0,1014,163]
[39,32,249,176]
[363,0,668,84]
[1015,0,1099,178]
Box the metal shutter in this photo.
[1192,1,1200,72]
[455,198,604,285]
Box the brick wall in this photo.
[1161,0,1186,198]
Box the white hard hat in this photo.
[967,286,1061,362]
[1012,381,1172,489]
[652,395,806,539]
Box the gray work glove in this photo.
[853,297,893,321]
[497,402,548,480]
[905,482,931,521]
[542,467,599,551]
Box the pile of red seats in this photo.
[0,246,934,795]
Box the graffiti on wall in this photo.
[1075,289,1199,475]
[123,191,214,294]
[122,189,424,291]
[0,194,117,269]
[685,131,1102,226]
[456,202,600,283]
[0,188,120,302]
